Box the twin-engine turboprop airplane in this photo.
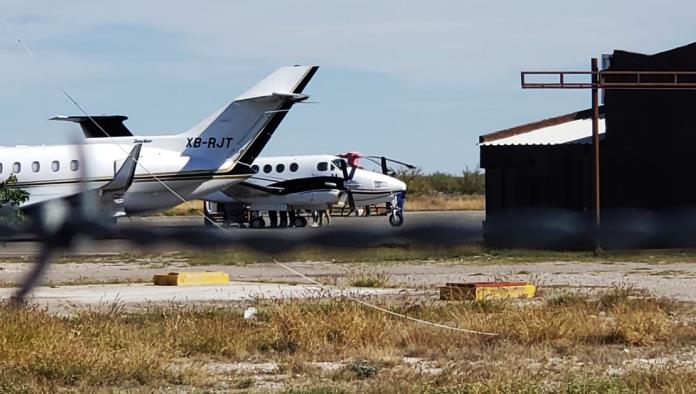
[202,153,410,227]
[0,66,318,218]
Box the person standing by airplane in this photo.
[279,211,288,228]
[288,210,297,227]
[311,209,320,227]
[320,208,331,226]
[268,210,278,228]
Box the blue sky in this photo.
[0,1,693,173]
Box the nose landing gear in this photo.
[388,211,404,226]
[387,192,406,227]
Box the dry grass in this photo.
[406,194,484,211]
[0,287,695,392]
[8,245,696,269]
[157,200,204,216]
[165,245,696,266]
[345,269,391,288]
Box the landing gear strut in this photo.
[387,192,406,227]
[249,217,266,229]
[293,216,308,228]
[388,211,404,227]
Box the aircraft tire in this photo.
[250,217,266,229]
[388,212,404,227]
[293,216,308,228]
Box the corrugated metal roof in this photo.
[480,117,605,146]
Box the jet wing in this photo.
[237,181,286,195]
[100,144,142,217]
[102,144,142,193]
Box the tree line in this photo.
[395,168,484,196]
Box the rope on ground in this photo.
[272,259,498,336]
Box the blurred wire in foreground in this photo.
[0,212,481,304]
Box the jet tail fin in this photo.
[181,66,317,139]
[179,66,318,171]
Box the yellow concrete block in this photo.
[475,284,536,300]
[153,271,229,286]
[440,282,536,301]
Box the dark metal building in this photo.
[480,109,603,248]
[603,43,696,211]
[480,42,696,248]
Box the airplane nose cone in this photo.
[394,179,407,192]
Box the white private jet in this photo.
[0,66,319,218]
[202,153,410,227]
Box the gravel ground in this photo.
[2,259,696,301]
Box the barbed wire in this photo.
[1,209,492,336]
[3,216,483,303]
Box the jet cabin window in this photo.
[70,160,79,172]
[251,165,259,173]
[31,162,39,172]
[12,162,20,173]
[0,163,3,173]
[276,164,285,173]
[51,161,60,172]
[290,163,299,172]
[317,162,328,172]
[263,164,272,174]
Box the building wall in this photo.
[481,144,592,213]
[480,43,696,248]
[604,43,696,210]
[481,144,594,248]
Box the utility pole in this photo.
[591,58,601,252]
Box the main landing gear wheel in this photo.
[293,216,308,228]
[388,211,404,227]
[249,217,266,229]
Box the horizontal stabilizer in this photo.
[235,92,310,104]
[51,115,133,138]
[235,66,318,101]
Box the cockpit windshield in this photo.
[332,158,346,169]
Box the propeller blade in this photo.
[340,158,350,179]
[348,164,357,180]
[381,157,389,175]
[366,155,416,169]
[339,158,357,185]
